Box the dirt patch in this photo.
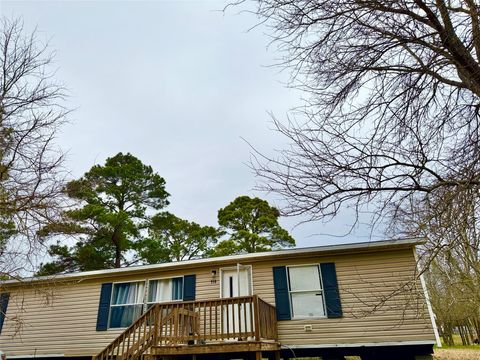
[434,349,480,360]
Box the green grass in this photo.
[437,334,480,350]
[439,344,480,350]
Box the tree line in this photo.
[0,18,294,279]
[36,152,295,275]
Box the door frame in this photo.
[219,264,254,298]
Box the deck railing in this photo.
[257,296,278,340]
[93,302,159,360]
[93,295,277,360]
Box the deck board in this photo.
[150,341,280,355]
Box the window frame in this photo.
[107,276,185,329]
[108,280,147,329]
[218,265,254,298]
[286,264,327,319]
[145,276,185,307]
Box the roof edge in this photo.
[3,237,425,285]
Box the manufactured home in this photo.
[0,238,439,360]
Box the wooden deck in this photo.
[150,341,280,356]
[93,295,278,360]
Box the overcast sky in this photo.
[1,0,380,248]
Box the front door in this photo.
[220,266,252,336]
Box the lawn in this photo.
[433,349,480,360]
[433,335,480,360]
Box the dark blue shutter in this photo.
[183,275,196,301]
[272,266,291,320]
[96,283,113,331]
[0,293,10,334]
[320,263,343,318]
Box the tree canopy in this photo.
[136,212,221,263]
[211,196,294,256]
[36,158,295,273]
[37,152,169,274]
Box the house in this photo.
[0,238,439,360]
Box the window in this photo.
[287,265,326,318]
[108,277,184,328]
[147,277,183,305]
[109,281,145,328]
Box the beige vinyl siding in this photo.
[0,247,435,356]
[0,269,219,356]
[251,248,434,345]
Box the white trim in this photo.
[283,340,436,349]
[413,248,442,348]
[7,341,435,359]
[6,340,435,358]
[4,238,425,284]
[111,279,146,285]
[7,355,65,359]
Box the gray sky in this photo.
[2,0,379,247]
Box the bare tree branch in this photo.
[0,18,69,279]
[243,0,480,232]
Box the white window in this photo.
[147,277,183,305]
[107,277,185,328]
[109,281,145,328]
[287,265,326,318]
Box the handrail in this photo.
[93,295,278,360]
[256,296,278,340]
[152,295,278,347]
[92,303,160,360]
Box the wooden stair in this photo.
[93,303,161,360]
[92,296,278,360]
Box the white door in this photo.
[221,267,251,298]
[221,266,252,337]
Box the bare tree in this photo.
[402,187,480,344]
[241,1,480,338]
[0,18,68,278]
[244,0,480,233]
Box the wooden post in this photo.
[154,304,159,346]
[255,351,262,360]
[253,295,260,341]
[272,306,278,341]
[273,351,280,360]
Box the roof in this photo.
[4,237,424,285]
